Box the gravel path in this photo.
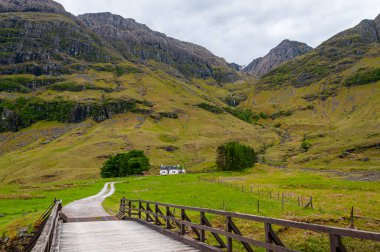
[62,182,116,218]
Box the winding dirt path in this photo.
[62,182,116,218]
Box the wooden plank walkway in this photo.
[59,220,199,252]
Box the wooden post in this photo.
[146,202,150,222]
[165,206,172,229]
[127,199,131,218]
[155,204,159,225]
[138,201,142,219]
[257,200,260,213]
[270,191,272,199]
[330,234,347,252]
[180,209,186,235]
[297,196,300,206]
[241,185,244,192]
[200,212,205,242]
[349,206,354,229]
[226,216,233,252]
[265,223,273,252]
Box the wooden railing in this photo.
[24,199,62,252]
[118,198,380,252]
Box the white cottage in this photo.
[160,165,186,175]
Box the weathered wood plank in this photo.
[59,220,199,252]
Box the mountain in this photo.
[243,39,312,78]
[78,12,239,83]
[0,0,123,76]
[241,14,380,169]
[0,1,238,82]
[258,14,380,89]
[0,0,379,183]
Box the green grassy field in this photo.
[0,179,109,236]
[102,169,380,251]
[0,164,379,251]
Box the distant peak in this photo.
[243,39,312,77]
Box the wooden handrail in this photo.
[24,199,62,252]
[119,198,380,252]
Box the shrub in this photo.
[197,103,224,114]
[301,140,312,152]
[0,80,31,93]
[225,108,254,123]
[216,142,257,171]
[100,150,150,178]
[345,69,380,86]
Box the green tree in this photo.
[100,150,150,178]
[216,142,257,171]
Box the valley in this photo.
[0,0,379,251]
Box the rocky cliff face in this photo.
[243,39,312,78]
[78,12,239,82]
[0,7,122,75]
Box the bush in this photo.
[345,69,380,86]
[225,108,254,123]
[197,103,224,114]
[216,142,257,171]
[301,140,312,152]
[100,150,150,178]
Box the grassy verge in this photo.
[0,179,111,237]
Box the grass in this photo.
[0,179,110,236]
[103,169,380,251]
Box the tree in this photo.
[216,142,257,171]
[100,150,150,178]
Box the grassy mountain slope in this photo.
[240,15,380,170]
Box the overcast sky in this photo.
[56,0,379,65]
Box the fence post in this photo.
[264,223,273,252]
[127,199,131,218]
[165,206,171,229]
[138,201,142,219]
[180,209,186,235]
[200,212,205,242]
[155,204,159,225]
[226,216,233,252]
[349,206,355,229]
[329,234,347,252]
[257,200,260,213]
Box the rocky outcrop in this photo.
[0,98,140,132]
[78,12,239,82]
[0,10,121,75]
[243,39,312,78]
[0,0,66,14]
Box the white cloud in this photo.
[55,0,380,65]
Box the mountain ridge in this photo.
[243,39,312,78]
[78,12,239,82]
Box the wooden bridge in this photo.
[25,198,380,251]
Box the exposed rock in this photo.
[228,63,242,71]
[0,4,122,75]
[78,12,239,82]
[243,39,312,78]
[0,0,66,14]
